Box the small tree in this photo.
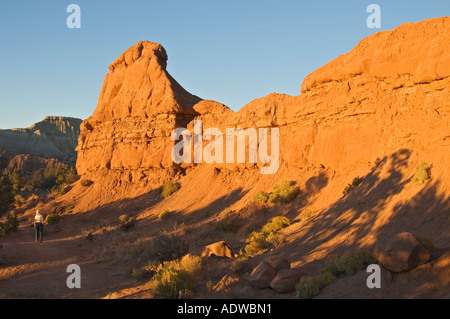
[160,180,181,199]
[0,171,15,216]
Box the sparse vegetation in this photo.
[343,176,363,195]
[141,233,189,264]
[253,181,299,204]
[45,213,61,225]
[159,210,171,221]
[411,162,431,185]
[230,256,253,275]
[215,218,236,233]
[299,209,314,221]
[0,171,15,216]
[323,250,377,277]
[63,205,75,214]
[21,167,80,195]
[295,250,377,299]
[152,254,202,299]
[253,191,270,203]
[80,179,94,187]
[119,214,135,231]
[0,211,19,235]
[296,272,336,299]
[244,216,291,256]
[160,180,181,199]
[244,231,267,256]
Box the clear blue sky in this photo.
[0,0,448,129]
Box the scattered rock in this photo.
[374,232,431,273]
[201,241,235,258]
[248,261,277,289]
[269,268,302,294]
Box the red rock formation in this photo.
[77,18,450,178]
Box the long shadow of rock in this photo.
[269,149,449,269]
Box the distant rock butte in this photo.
[0,116,82,165]
[76,17,450,176]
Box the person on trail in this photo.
[34,210,45,243]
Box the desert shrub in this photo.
[253,181,298,204]
[159,210,171,221]
[22,167,79,192]
[63,205,75,214]
[272,180,298,203]
[230,256,253,275]
[343,177,363,195]
[296,272,336,299]
[299,209,314,221]
[0,171,15,216]
[244,231,267,256]
[411,162,431,185]
[253,191,270,203]
[119,214,135,231]
[160,180,181,199]
[2,169,21,193]
[80,179,94,187]
[143,233,189,263]
[295,250,376,299]
[153,254,202,299]
[46,213,61,225]
[244,216,291,256]
[0,211,19,235]
[215,218,236,233]
[261,216,291,235]
[323,250,377,277]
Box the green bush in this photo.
[244,216,291,256]
[119,214,135,231]
[261,216,291,235]
[80,179,94,187]
[253,191,270,203]
[142,233,189,263]
[296,272,336,299]
[343,177,363,195]
[253,181,298,204]
[215,218,236,233]
[0,171,15,216]
[295,250,377,299]
[160,180,181,198]
[323,250,377,277]
[45,213,61,225]
[159,210,171,221]
[272,180,298,203]
[244,231,267,256]
[153,254,202,299]
[22,167,80,192]
[411,163,431,185]
[0,211,19,235]
[299,209,314,221]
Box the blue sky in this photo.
[0,0,448,129]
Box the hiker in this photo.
[34,210,45,243]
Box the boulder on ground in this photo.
[374,232,431,273]
[201,241,235,258]
[269,268,302,294]
[248,261,277,289]
[273,258,291,271]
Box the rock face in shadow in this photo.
[0,116,82,165]
[76,18,450,179]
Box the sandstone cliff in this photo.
[77,17,449,179]
[0,116,82,165]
